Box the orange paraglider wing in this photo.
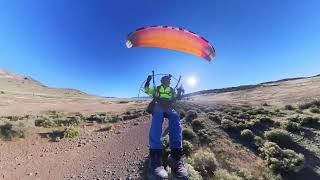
[126,26,215,61]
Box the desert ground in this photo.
[1,70,320,180]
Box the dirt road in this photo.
[0,116,151,180]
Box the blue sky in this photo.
[0,0,319,97]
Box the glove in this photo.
[145,75,152,88]
[146,75,152,83]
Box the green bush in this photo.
[247,108,269,116]
[0,123,28,140]
[284,105,295,110]
[281,120,301,132]
[185,110,198,122]
[53,119,65,126]
[300,116,319,126]
[109,115,122,123]
[240,129,254,141]
[299,102,313,110]
[274,109,280,113]
[287,116,301,123]
[43,119,57,128]
[192,118,205,132]
[310,108,320,114]
[221,119,238,131]
[223,108,240,116]
[208,114,221,124]
[237,122,248,130]
[197,129,211,144]
[237,112,250,120]
[179,110,186,119]
[192,148,218,177]
[46,110,64,119]
[87,114,108,123]
[185,163,202,180]
[259,142,305,173]
[257,116,274,125]
[213,169,242,180]
[298,100,320,110]
[182,140,193,157]
[295,109,303,114]
[67,116,82,125]
[63,127,79,139]
[254,136,263,147]
[237,168,255,180]
[121,111,142,121]
[6,116,20,121]
[182,128,196,140]
[264,129,293,147]
[221,114,235,121]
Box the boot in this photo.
[148,149,168,180]
[168,148,188,179]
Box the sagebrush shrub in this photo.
[254,136,263,147]
[182,140,193,157]
[221,119,238,131]
[213,169,242,180]
[208,114,221,124]
[182,128,196,140]
[259,142,305,173]
[109,115,122,123]
[281,120,301,132]
[284,105,295,110]
[192,118,205,132]
[197,129,211,144]
[185,163,202,180]
[63,127,79,139]
[43,119,57,128]
[301,116,319,126]
[192,148,218,177]
[185,110,198,122]
[310,108,320,114]
[66,116,82,126]
[0,123,27,140]
[179,110,186,119]
[299,100,320,110]
[240,129,254,141]
[264,129,293,147]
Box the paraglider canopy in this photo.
[126,25,215,62]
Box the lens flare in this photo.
[187,76,197,87]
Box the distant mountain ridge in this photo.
[187,73,320,97]
[0,69,90,97]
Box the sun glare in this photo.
[187,76,197,87]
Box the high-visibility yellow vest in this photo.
[145,85,174,100]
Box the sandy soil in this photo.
[0,116,151,180]
[191,76,320,107]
